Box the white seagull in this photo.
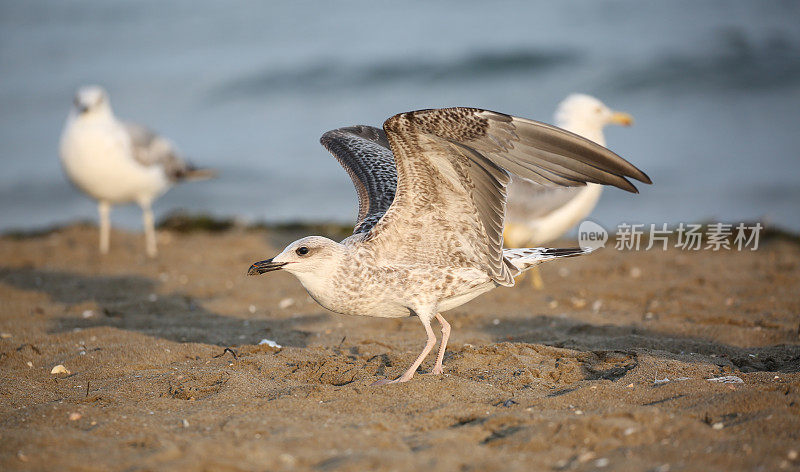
[504,94,635,248]
[59,86,214,257]
[248,107,650,385]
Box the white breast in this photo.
[59,116,170,205]
[525,183,603,245]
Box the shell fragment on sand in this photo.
[707,375,744,384]
[50,364,71,375]
[258,339,282,349]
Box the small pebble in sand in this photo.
[279,298,295,309]
[51,365,70,375]
[248,305,257,314]
[570,297,587,309]
[26,361,33,368]
[630,267,642,278]
[788,450,798,461]
[595,458,610,467]
[1,332,12,339]
[492,318,500,325]
[148,293,158,302]
[182,419,189,428]
[548,299,559,309]
[69,412,82,421]
[81,310,95,319]
[577,451,595,463]
[592,300,603,312]
[16,451,28,462]
[712,422,724,430]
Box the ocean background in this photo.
[2,0,799,233]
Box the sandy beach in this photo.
[1,223,798,471]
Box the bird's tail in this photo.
[503,247,594,272]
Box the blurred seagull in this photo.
[505,94,634,248]
[59,86,214,257]
[248,107,651,385]
[504,94,635,287]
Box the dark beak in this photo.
[247,258,287,276]
[73,98,88,114]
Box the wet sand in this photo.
[1,224,799,471]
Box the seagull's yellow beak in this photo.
[610,111,634,126]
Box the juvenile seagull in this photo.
[505,94,634,249]
[248,108,650,384]
[59,86,214,257]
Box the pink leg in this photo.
[431,313,450,375]
[373,316,436,385]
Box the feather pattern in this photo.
[320,126,397,234]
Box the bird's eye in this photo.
[296,246,309,256]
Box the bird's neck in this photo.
[72,107,115,126]
[291,251,350,313]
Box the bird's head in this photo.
[247,236,345,278]
[72,85,111,117]
[555,94,633,143]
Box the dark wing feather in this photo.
[371,107,650,286]
[320,126,397,234]
[124,123,213,181]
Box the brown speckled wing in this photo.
[320,126,397,234]
[373,107,651,286]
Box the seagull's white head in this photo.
[72,85,112,118]
[554,94,633,145]
[247,236,345,278]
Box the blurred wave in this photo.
[609,29,800,93]
[214,48,580,99]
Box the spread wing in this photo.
[124,123,212,181]
[370,107,651,286]
[320,126,397,234]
